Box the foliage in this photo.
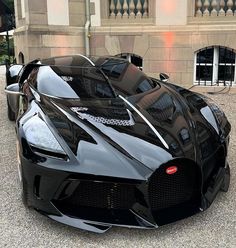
[0,37,14,54]
[0,37,14,64]
[0,54,10,64]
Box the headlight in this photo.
[200,105,219,134]
[23,115,65,155]
[204,98,225,126]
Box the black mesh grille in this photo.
[149,163,199,211]
[64,181,136,209]
[87,107,131,120]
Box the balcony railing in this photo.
[109,0,148,18]
[195,0,236,17]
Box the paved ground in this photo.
[0,65,235,248]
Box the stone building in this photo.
[13,0,236,87]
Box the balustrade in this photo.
[109,0,148,18]
[195,0,236,16]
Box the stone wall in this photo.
[90,25,236,87]
[14,0,86,63]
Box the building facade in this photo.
[13,0,236,87]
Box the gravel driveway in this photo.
[0,65,235,248]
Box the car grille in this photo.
[53,162,201,225]
[62,181,136,210]
[149,163,200,211]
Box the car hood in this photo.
[39,84,222,174]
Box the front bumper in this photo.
[20,152,230,233]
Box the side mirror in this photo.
[5,83,24,96]
[159,73,169,82]
[6,64,24,86]
[5,83,24,121]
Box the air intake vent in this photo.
[60,181,136,210]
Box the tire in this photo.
[7,98,16,121]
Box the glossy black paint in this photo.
[7,55,231,233]
[6,64,23,86]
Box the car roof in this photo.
[40,54,95,67]
[39,55,128,67]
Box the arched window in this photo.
[115,53,143,70]
[194,46,236,86]
[18,52,24,64]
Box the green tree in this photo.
[0,37,14,64]
[0,38,14,55]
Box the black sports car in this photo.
[5,55,231,233]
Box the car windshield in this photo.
[34,65,116,99]
[98,58,158,96]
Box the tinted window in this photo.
[102,59,159,96]
[196,65,213,81]
[136,79,154,93]
[33,66,115,99]
[146,93,175,121]
[101,59,127,78]
[197,48,213,64]
[219,47,235,64]
[218,65,235,81]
